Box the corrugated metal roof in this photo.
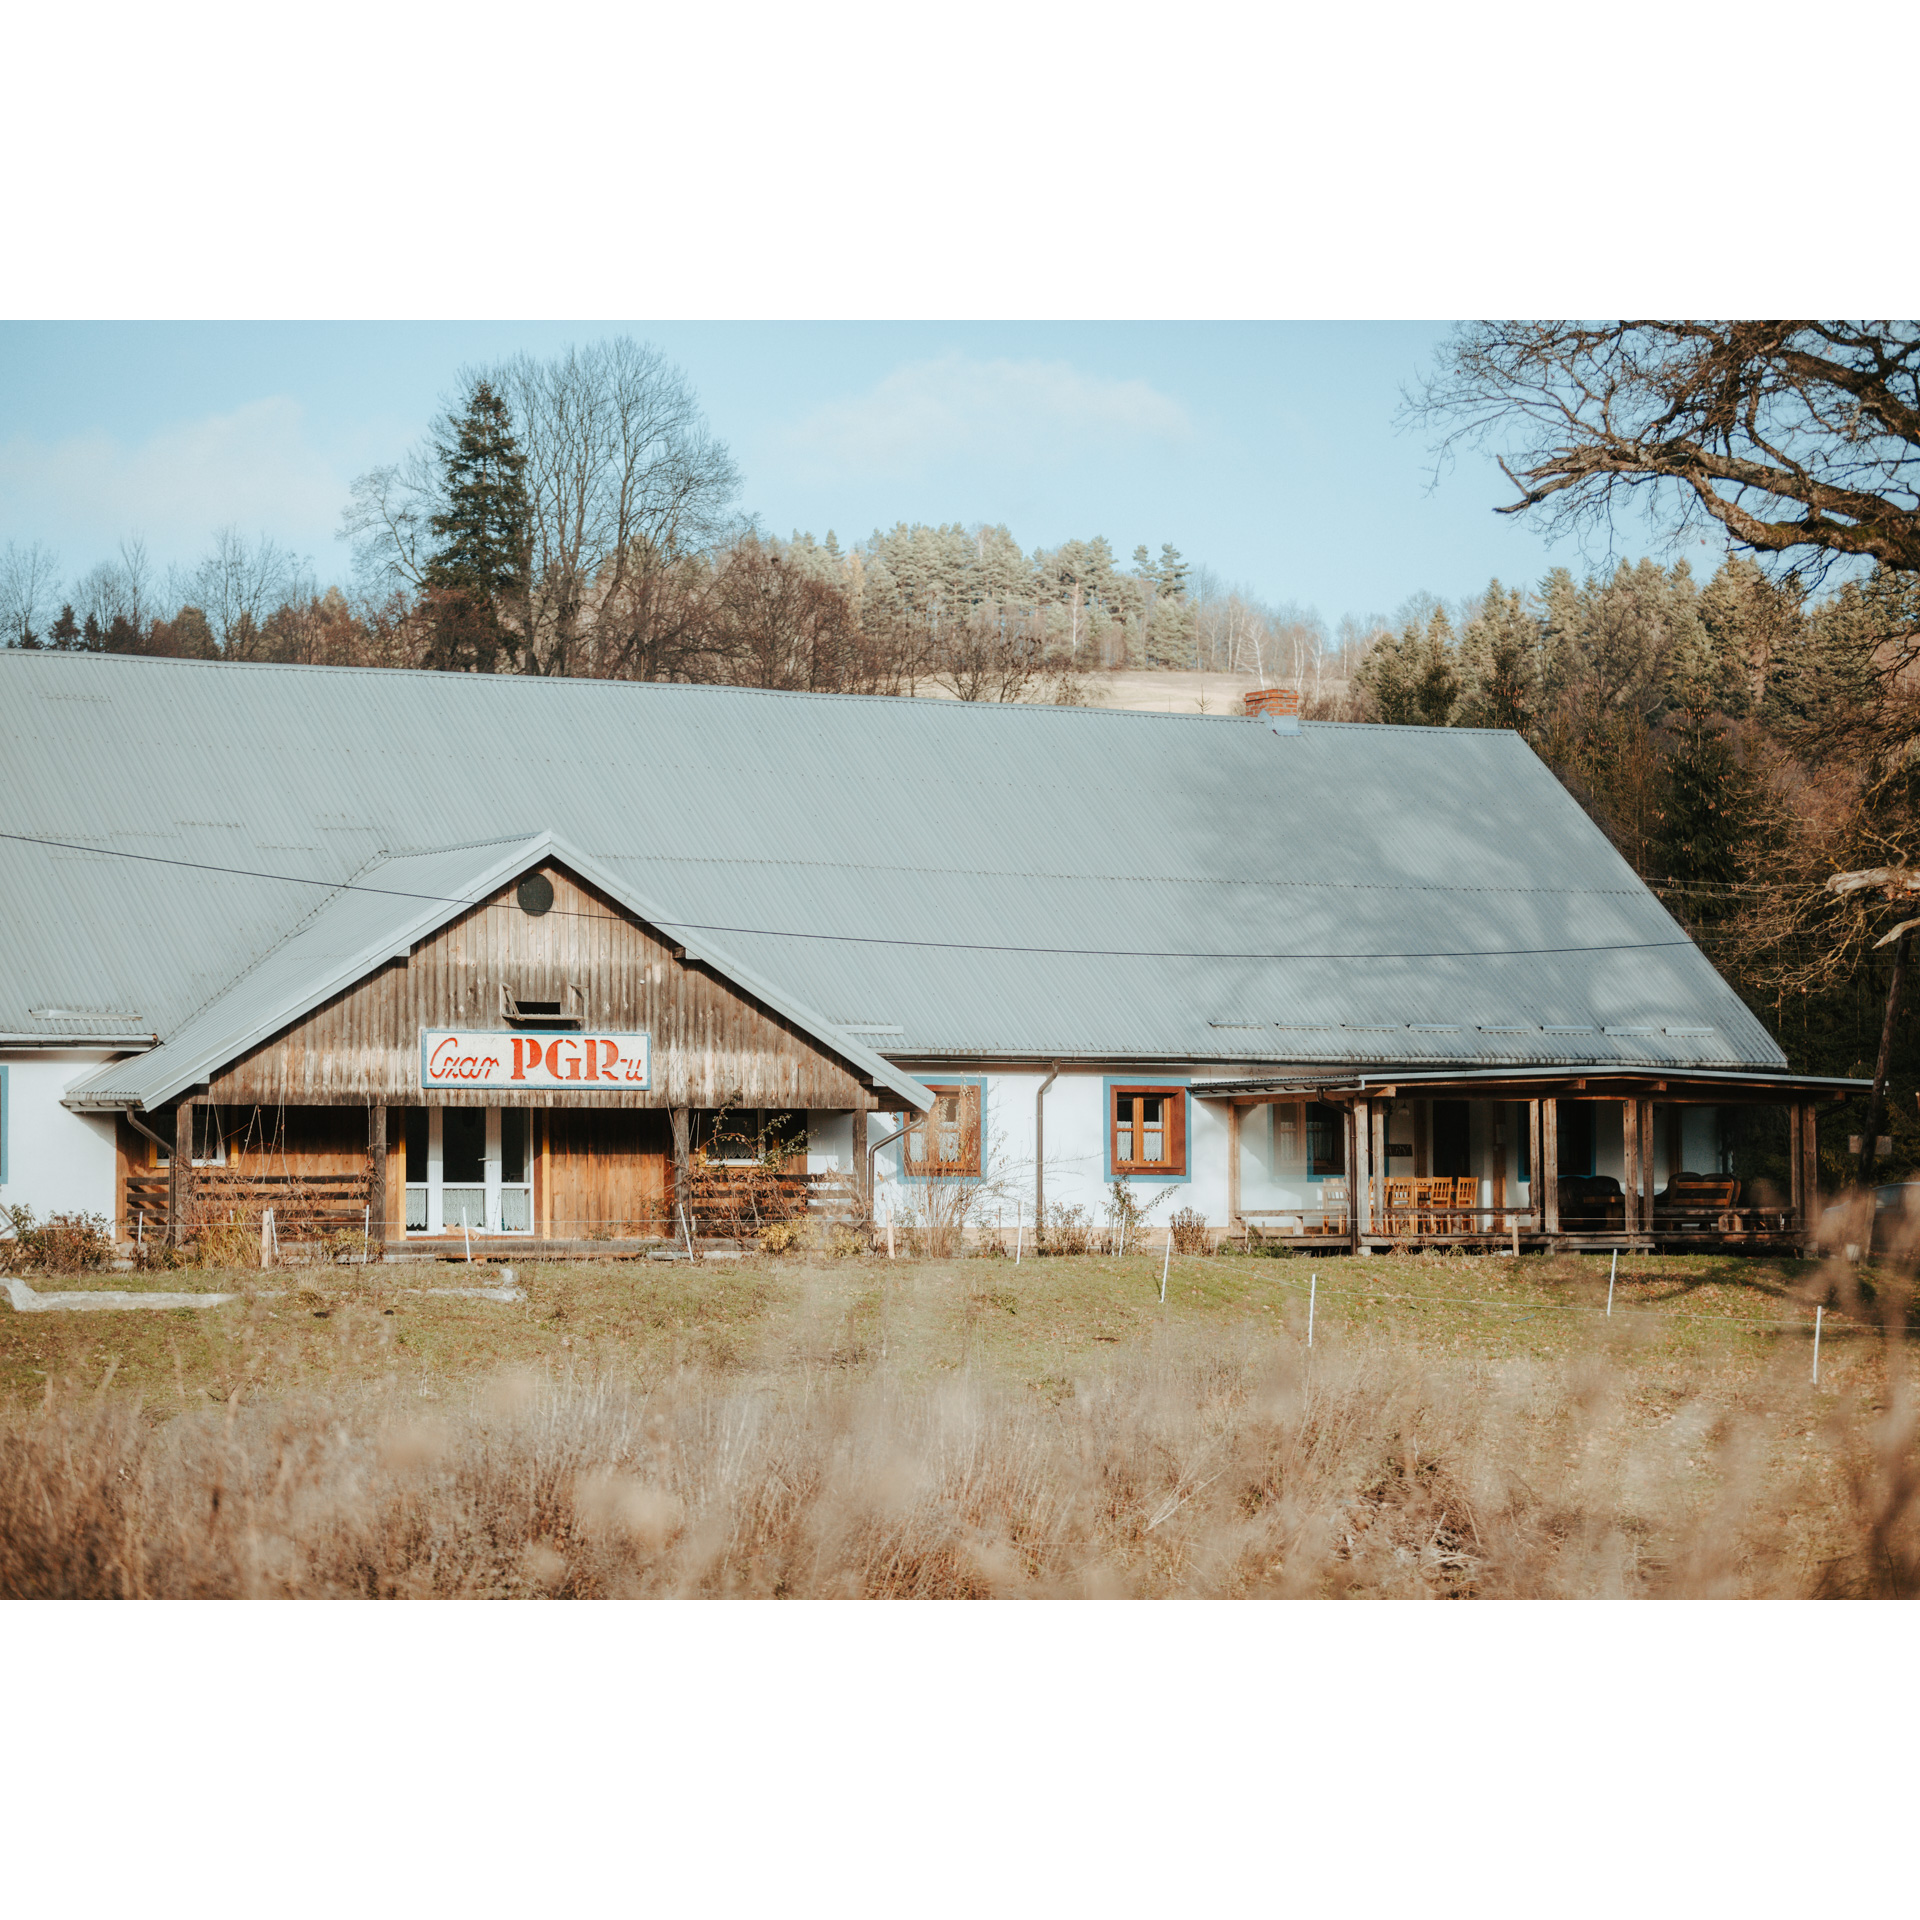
[61,832,933,1113]
[0,651,1788,1078]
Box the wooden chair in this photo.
[1417,1176,1449,1235]
[1383,1178,1417,1235]
[1452,1175,1480,1234]
[1318,1179,1349,1237]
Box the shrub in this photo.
[1169,1207,1211,1254]
[1042,1203,1093,1256]
[0,1206,115,1275]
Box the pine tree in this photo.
[1652,701,1755,913]
[1458,580,1539,732]
[424,379,530,672]
[47,605,78,650]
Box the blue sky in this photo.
[0,321,1699,626]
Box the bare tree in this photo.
[72,536,160,641]
[0,540,61,646]
[339,338,741,679]
[501,338,742,678]
[338,450,439,596]
[1406,322,1920,583]
[177,527,308,653]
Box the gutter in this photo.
[1,1033,157,1048]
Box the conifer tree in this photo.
[423,379,530,672]
[47,605,78,650]
[1652,699,1755,913]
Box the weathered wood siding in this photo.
[205,864,878,1110]
[543,1109,672,1236]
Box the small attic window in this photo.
[517,874,555,917]
[498,982,584,1028]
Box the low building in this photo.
[0,652,1858,1256]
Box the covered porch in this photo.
[1199,1066,1868,1255]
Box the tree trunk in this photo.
[1860,926,1912,1188]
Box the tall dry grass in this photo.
[4,1326,1914,1598]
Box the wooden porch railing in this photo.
[126,1169,374,1241]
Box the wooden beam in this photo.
[1541,1097,1559,1235]
[852,1107,868,1207]
[1628,1098,1643,1228]
[670,1105,690,1228]
[1349,1100,1367,1252]
[367,1102,387,1250]
[169,1099,194,1249]
[1788,1101,1804,1227]
[1227,1101,1243,1230]
[1527,1099,1542,1228]
[1640,1098,1655,1232]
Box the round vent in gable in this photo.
[517,874,555,917]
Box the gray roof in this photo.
[56,831,931,1112]
[0,650,1787,1086]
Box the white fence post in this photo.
[1307,1272,1317,1349]
[1812,1303,1823,1385]
[1607,1249,1617,1317]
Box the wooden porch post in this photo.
[1227,1102,1243,1234]
[1622,1097,1639,1236]
[1628,1105,1643,1236]
[1640,1098,1656,1236]
[367,1102,387,1253]
[1803,1102,1820,1225]
[1540,1097,1559,1237]
[852,1107,868,1206]
[168,1098,195,1249]
[1788,1102,1804,1228]
[670,1105,690,1229]
[1527,1099,1541,1233]
[1352,1098,1371,1249]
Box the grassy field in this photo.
[3,1246,1915,1597]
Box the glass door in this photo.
[405,1107,533,1235]
[442,1107,487,1235]
[499,1108,532,1233]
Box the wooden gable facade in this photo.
[120,861,883,1250]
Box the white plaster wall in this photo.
[0,1053,120,1225]
[868,1069,1225,1234]
[805,1110,854,1176]
[1680,1107,1719,1175]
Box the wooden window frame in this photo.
[147,1104,227,1168]
[904,1083,982,1179]
[1110,1085,1187,1178]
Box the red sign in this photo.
[419,1029,652,1091]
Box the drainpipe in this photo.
[1035,1063,1061,1237]
[866,1120,911,1217]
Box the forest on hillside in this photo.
[6,324,1920,1169]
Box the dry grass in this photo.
[3,1247,1916,1597]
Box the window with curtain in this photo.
[1112,1087,1186,1176]
[905,1084,981,1177]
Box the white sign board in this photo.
[420,1030,652,1092]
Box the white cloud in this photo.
[0,397,344,567]
[786,353,1193,475]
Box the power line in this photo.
[0,829,1700,964]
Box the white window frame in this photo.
[411,1107,532,1236]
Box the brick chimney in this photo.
[1243,686,1302,733]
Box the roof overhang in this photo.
[1195,1064,1871,1104]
